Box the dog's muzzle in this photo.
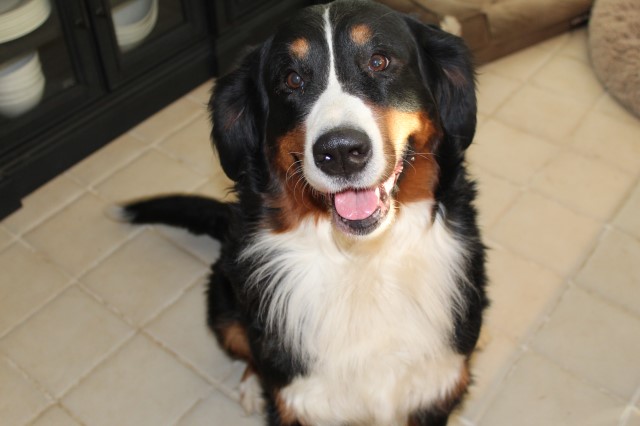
[311,127,402,237]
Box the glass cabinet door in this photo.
[88,0,208,89]
[0,0,104,154]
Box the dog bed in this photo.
[589,0,640,118]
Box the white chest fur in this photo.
[242,201,469,425]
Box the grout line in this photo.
[1,284,137,403]
[469,345,531,423]
[66,144,154,192]
[151,144,216,179]
[520,281,573,346]
[514,281,640,418]
[526,347,630,405]
[605,173,640,228]
[30,403,88,426]
[482,174,612,279]
[56,331,137,401]
[184,95,211,113]
[485,210,598,279]
[547,232,638,343]
[76,281,139,329]
[75,257,206,331]
[151,110,208,147]
[0,278,76,341]
[519,279,572,344]
[138,272,208,329]
[618,405,639,426]
[83,146,155,192]
[4,185,86,239]
[631,387,640,408]
[131,107,206,148]
[475,70,527,118]
[70,225,146,281]
[528,66,604,109]
[1,354,56,422]
[139,327,224,391]
[575,283,640,322]
[469,127,637,232]
[0,223,19,244]
[185,95,210,110]
[173,392,208,425]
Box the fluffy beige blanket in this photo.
[589,0,640,118]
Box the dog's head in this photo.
[210,0,476,238]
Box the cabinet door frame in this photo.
[86,0,209,90]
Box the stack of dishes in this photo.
[112,0,158,53]
[0,51,46,117]
[0,0,52,43]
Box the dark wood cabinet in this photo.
[0,0,213,219]
[88,0,209,89]
[0,0,309,219]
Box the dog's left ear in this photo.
[209,40,272,182]
[404,17,477,155]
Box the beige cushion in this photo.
[589,0,640,118]
[380,0,593,62]
[411,0,489,19]
[488,0,593,39]
[410,0,490,49]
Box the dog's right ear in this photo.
[209,40,271,182]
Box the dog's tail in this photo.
[106,195,233,241]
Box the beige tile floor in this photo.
[1,27,639,425]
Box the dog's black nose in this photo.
[313,128,372,177]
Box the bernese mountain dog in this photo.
[113,0,488,424]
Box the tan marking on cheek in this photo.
[376,108,439,203]
[275,126,306,177]
[268,127,329,233]
[385,109,426,156]
[351,24,372,45]
[290,38,310,59]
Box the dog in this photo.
[113,1,487,424]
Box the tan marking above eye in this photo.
[290,38,310,59]
[351,23,372,45]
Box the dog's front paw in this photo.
[239,373,266,415]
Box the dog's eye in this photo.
[368,54,389,72]
[286,72,304,90]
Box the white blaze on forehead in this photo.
[302,6,386,193]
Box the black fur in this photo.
[122,195,232,240]
[119,1,487,424]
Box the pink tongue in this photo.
[334,189,380,221]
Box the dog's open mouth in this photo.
[329,162,404,236]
